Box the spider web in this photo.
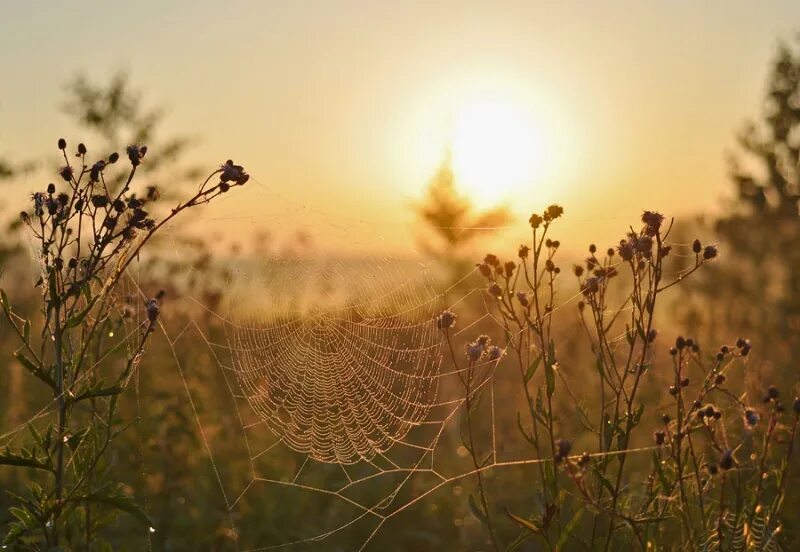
[135,178,681,551]
[0,176,685,551]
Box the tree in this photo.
[680,37,800,382]
[416,156,511,284]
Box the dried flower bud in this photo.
[719,449,735,471]
[654,431,666,445]
[554,438,572,463]
[146,298,160,322]
[589,244,597,254]
[715,373,726,385]
[487,283,503,298]
[504,261,515,278]
[516,291,529,307]
[744,409,759,426]
[466,342,484,363]
[573,265,584,277]
[77,143,87,155]
[486,346,503,361]
[58,138,67,150]
[529,213,543,229]
[436,309,457,330]
[47,183,56,194]
[692,239,702,254]
[108,152,119,164]
[518,245,529,258]
[703,245,718,260]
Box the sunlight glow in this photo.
[451,99,543,206]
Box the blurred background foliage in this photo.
[1,38,800,551]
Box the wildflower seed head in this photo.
[108,152,119,164]
[516,291,530,307]
[642,210,664,234]
[466,342,484,363]
[607,247,615,257]
[59,166,73,182]
[89,160,106,182]
[581,276,600,296]
[518,244,530,258]
[476,335,490,347]
[715,373,726,385]
[486,345,503,361]
[77,143,87,156]
[504,261,515,278]
[669,385,678,396]
[573,265,584,277]
[692,239,702,254]
[487,283,503,298]
[436,309,457,331]
[220,160,249,185]
[589,243,597,254]
[681,377,690,387]
[661,413,671,424]
[544,204,564,221]
[647,328,658,342]
[703,245,718,260]
[91,195,109,208]
[483,253,499,267]
[669,347,678,356]
[617,239,634,261]
[528,213,543,229]
[654,431,666,445]
[127,144,145,166]
[58,138,67,150]
[676,336,686,350]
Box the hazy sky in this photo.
[2,1,799,254]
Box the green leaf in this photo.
[0,288,10,317]
[64,296,99,329]
[544,340,556,398]
[525,356,542,383]
[70,384,123,404]
[8,507,36,529]
[76,492,153,528]
[13,351,55,389]
[652,451,671,494]
[0,448,54,472]
[555,508,584,551]
[468,494,487,524]
[505,508,541,534]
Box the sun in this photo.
[451,99,543,205]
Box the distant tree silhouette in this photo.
[681,37,800,379]
[416,156,511,283]
[63,72,201,187]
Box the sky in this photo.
[2,0,799,255]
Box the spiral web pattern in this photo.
[225,259,444,464]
